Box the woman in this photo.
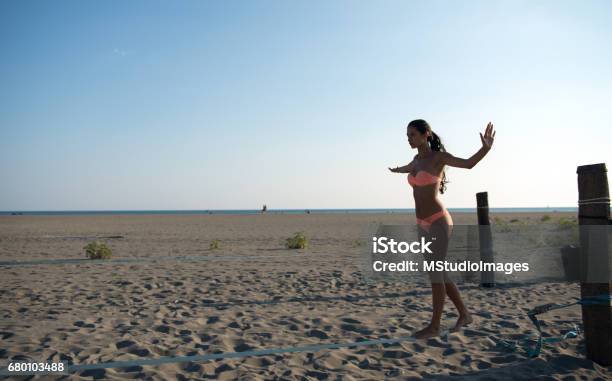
[389,119,495,339]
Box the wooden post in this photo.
[477,192,495,287]
[577,163,611,366]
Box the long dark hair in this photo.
[407,119,449,194]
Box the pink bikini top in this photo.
[408,171,441,187]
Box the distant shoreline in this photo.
[0,207,588,216]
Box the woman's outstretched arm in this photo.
[440,122,496,169]
[389,159,415,173]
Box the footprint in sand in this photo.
[243,356,274,367]
[207,316,220,324]
[410,343,426,353]
[154,325,170,334]
[249,332,272,339]
[215,363,234,374]
[79,369,106,379]
[11,354,33,362]
[382,350,413,359]
[340,324,372,335]
[116,340,137,349]
[45,351,73,363]
[234,343,255,352]
[119,365,143,373]
[463,328,489,337]
[385,369,402,377]
[181,362,202,372]
[496,320,519,329]
[307,329,329,339]
[73,321,95,328]
[357,358,382,370]
[128,346,150,357]
[306,370,329,379]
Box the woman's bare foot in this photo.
[413,325,440,340]
[451,313,473,332]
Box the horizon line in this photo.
[1,206,585,213]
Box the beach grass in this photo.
[286,232,308,249]
[84,240,112,260]
[209,239,221,250]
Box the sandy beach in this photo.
[1,212,610,380]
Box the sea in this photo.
[0,207,582,216]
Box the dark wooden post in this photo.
[577,163,611,366]
[477,192,495,287]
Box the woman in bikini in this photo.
[389,119,495,339]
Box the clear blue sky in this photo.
[1,0,611,210]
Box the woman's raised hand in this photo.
[480,122,496,150]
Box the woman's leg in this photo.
[444,281,467,314]
[414,222,450,339]
[440,222,472,331]
[444,281,473,331]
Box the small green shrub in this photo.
[209,239,220,250]
[509,218,519,223]
[541,215,551,222]
[84,240,112,260]
[286,232,308,249]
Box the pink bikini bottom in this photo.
[417,209,453,233]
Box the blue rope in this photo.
[0,331,449,376]
[0,296,609,376]
[495,294,612,357]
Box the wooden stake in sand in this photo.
[577,163,612,366]
[476,192,495,287]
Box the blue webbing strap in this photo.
[0,331,448,376]
[0,296,609,375]
[495,294,612,357]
